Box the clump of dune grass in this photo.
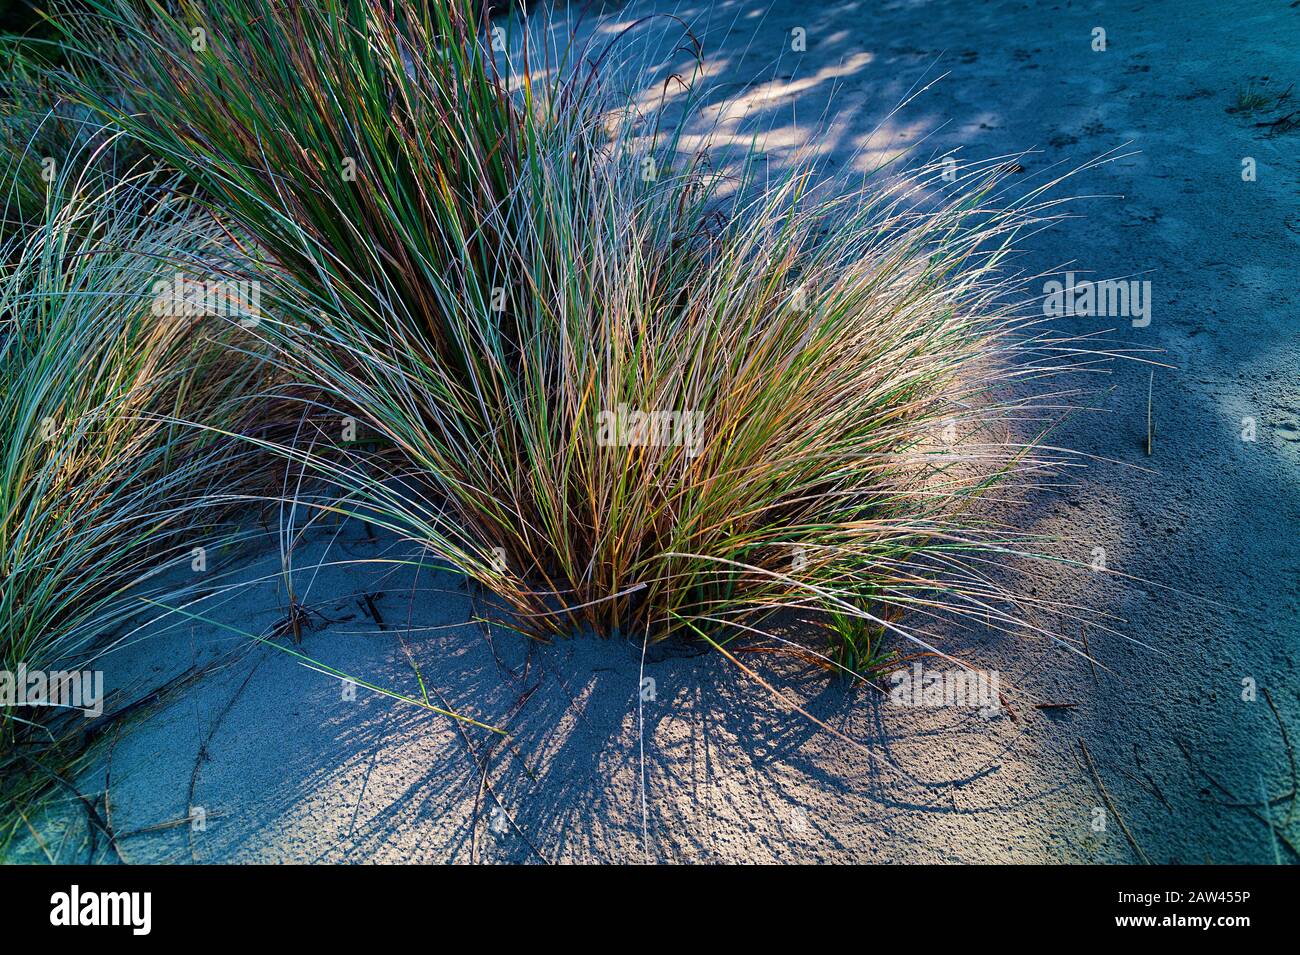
[0,167,271,850]
[58,0,1103,672]
[827,604,902,679]
[1231,82,1275,115]
[236,91,1095,677]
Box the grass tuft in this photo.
[234,74,1101,657]
[0,167,271,851]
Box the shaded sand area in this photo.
[16,0,1300,863]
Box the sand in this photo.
[14,0,1300,863]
